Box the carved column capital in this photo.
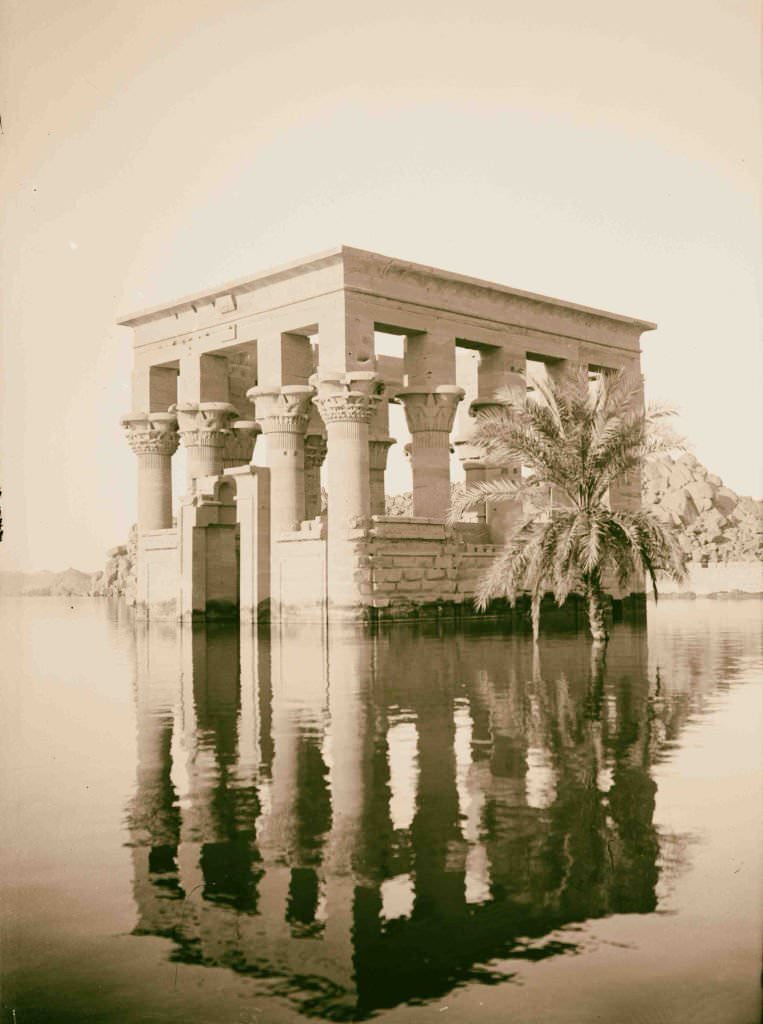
[120,412,179,456]
[368,437,395,471]
[172,402,238,448]
[246,385,315,435]
[312,372,384,426]
[223,419,261,465]
[394,386,465,436]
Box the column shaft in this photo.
[395,387,464,521]
[247,385,314,535]
[314,372,382,614]
[315,376,382,530]
[269,430,306,533]
[368,439,394,517]
[411,431,451,518]
[327,418,371,526]
[121,412,179,533]
[137,452,174,530]
[304,434,328,520]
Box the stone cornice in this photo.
[118,247,656,338]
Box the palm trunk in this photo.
[584,573,609,645]
[531,592,541,643]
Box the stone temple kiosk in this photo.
[119,247,654,622]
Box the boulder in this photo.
[713,487,738,516]
[667,463,694,489]
[686,480,714,512]
[660,489,698,525]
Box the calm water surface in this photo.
[1,598,761,1024]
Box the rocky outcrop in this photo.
[644,454,762,564]
[386,454,762,566]
[90,525,138,603]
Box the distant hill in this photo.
[0,568,96,597]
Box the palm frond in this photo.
[447,476,540,524]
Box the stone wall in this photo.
[366,518,497,616]
[137,528,179,619]
[273,523,327,619]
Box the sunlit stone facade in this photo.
[119,247,654,621]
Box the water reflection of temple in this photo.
[126,620,697,1020]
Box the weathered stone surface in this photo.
[643,455,762,564]
[667,463,694,489]
[91,524,138,603]
[655,488,698,523]
[714,487,738,515]
[686,480,714,512]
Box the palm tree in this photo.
[448,366,686,645]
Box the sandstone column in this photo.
[303,433,328,520]
[247,385,314,534]
[314,372,382,530]
[368,438,395,516]
[395,385,464,519]
[222,420,261,470]
[314,372,382,614]
[545,358,586,511]
[174,401,238,490]
[121,412,179,532]
[453,397,504,525]
[368,389,395,517]
[606,360,645,514]
[459,346,527,541]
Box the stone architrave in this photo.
[222,420,261,470]
[247,384,314,534]
[304,433,328,520]
[174,401,238,490]
[395,385,464,519]
[121,412,179,531]
[368,437,395,516]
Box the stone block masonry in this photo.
[368,524,499,617]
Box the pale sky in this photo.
[1,0,760,572]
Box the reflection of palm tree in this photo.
[585,645,606,721]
